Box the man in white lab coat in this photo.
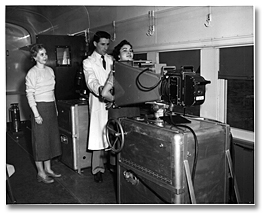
[83,31,113,182]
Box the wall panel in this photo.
[90,6,253,53]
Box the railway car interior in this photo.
[5,5,255,206]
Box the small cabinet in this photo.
[57,100,91,174]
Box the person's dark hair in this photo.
[87,31,111,55]
[112,40,133,61]
[93,31,111,43]
[30,44,45,60]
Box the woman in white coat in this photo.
[83,31,113,183]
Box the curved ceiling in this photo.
[6,6,91,42]
[6,5,173,41]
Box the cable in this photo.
[168,113,198,184]
[135,68,162,92]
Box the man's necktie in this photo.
[101,55,106,70]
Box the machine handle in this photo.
[105,119,125,153]
[123,170,139,185]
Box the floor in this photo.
[6,121,239,205]
[6,121,117,205]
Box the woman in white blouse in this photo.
[25,44,62,184]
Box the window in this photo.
[133,53,147,60]
[227,79,254,131]
[219,46,254,131]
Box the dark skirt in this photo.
[31,102,62,161]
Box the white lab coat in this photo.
[83,51,113,150]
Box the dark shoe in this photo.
[94,172,103,183]
[45,171,61,178]
[37,175,54,184]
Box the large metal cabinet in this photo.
[57,100,91,174]
[116,116,231,204]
